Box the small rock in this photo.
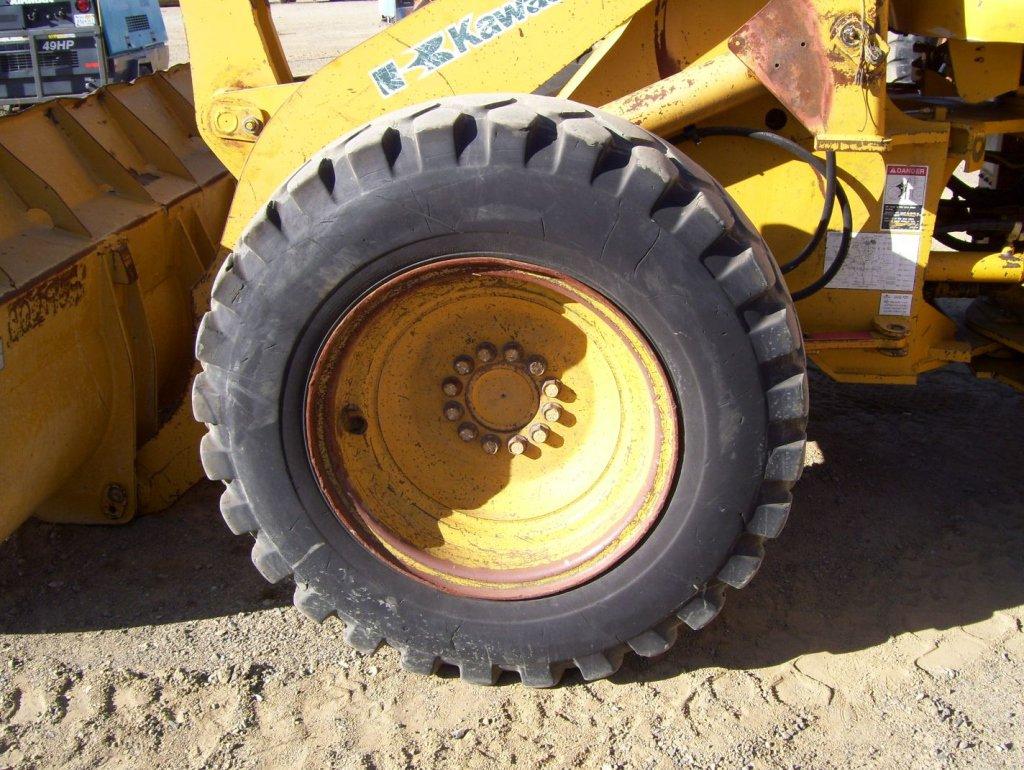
[450,728,470,740]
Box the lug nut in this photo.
[530,424,550,444]
[458,423,479,442]
[442,377,463,397]
[443,402,464,422]
[527,356,547,377]
[453,356,475,376]
[508,435,529,456]
[502,342,523,363]
[476,342,497,363]
[481,435,501,456]
[242,116,264,136]
[542,379,562,399]
[542,403,563,423]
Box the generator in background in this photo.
[0,0,168,108]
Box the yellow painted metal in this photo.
[182,0,654,249]
[5,0,1024,540]
[891,0,1024,44]
[179,0,293,175]
[0,66,233,539]
[947,40,1024,103]
[170,0,1020,389]
[602,42,763,138]
[305,260,678,599]
[925,250,1024,283]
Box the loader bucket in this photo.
[0,65,234,540]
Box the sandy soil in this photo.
[1,368,1022,769]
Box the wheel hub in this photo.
[305,257,680,600]
[444,345,565,453]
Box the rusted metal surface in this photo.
[729,0,835,134]
[6,264,86,344]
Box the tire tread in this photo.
[192,93,808,687]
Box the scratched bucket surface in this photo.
[0,65,234,540]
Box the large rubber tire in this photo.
[193,94,808,686]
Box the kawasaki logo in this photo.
[370,0,562,98]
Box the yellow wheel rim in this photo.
[306,258,680,600]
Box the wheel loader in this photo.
[0,0,1022,686]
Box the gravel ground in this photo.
[2,5,1023,769]
[2,368,1022,769]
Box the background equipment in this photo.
[0,0,168,108]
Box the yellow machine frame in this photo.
[179,0,1024,386]
[1,0,1022,535]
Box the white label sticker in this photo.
[879,293,914,317]
[74,13,96,28]
[882,164,929,231]
[824,231,921,292]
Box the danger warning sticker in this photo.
[881,164,928,232]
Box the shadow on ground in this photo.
[615,366,1024,684]
[0,481,292,633]
[1,367,1022,685]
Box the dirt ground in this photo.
[1,4,1023,770]
[1,367,1022,769]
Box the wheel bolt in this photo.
[508,435,529,456]
[442,377,463,397]
[476,342,497,363]
[530,424,550,444]
[527,356,547,377]
[502,342,523,363]
[458,423,479,442]
[443,401,464,422]
[542,403,563,423]
[481,435,501,456]
[454,356,474,376]
[542,379,562,399]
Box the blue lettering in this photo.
[448,16,483,53]
[410,34,454,71]
[371,62,406,96]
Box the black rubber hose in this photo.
[678,126,853,301]
[782,150,837,275]
[933,231,994,253]
[689,128,838,275]
[934,219,1019,234]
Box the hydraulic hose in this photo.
[678,126,853,302]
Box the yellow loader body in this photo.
[1,0,1022,549]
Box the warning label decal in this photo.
[879,293,914,317]
[824,231,921,292]
[881,164,928,232]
